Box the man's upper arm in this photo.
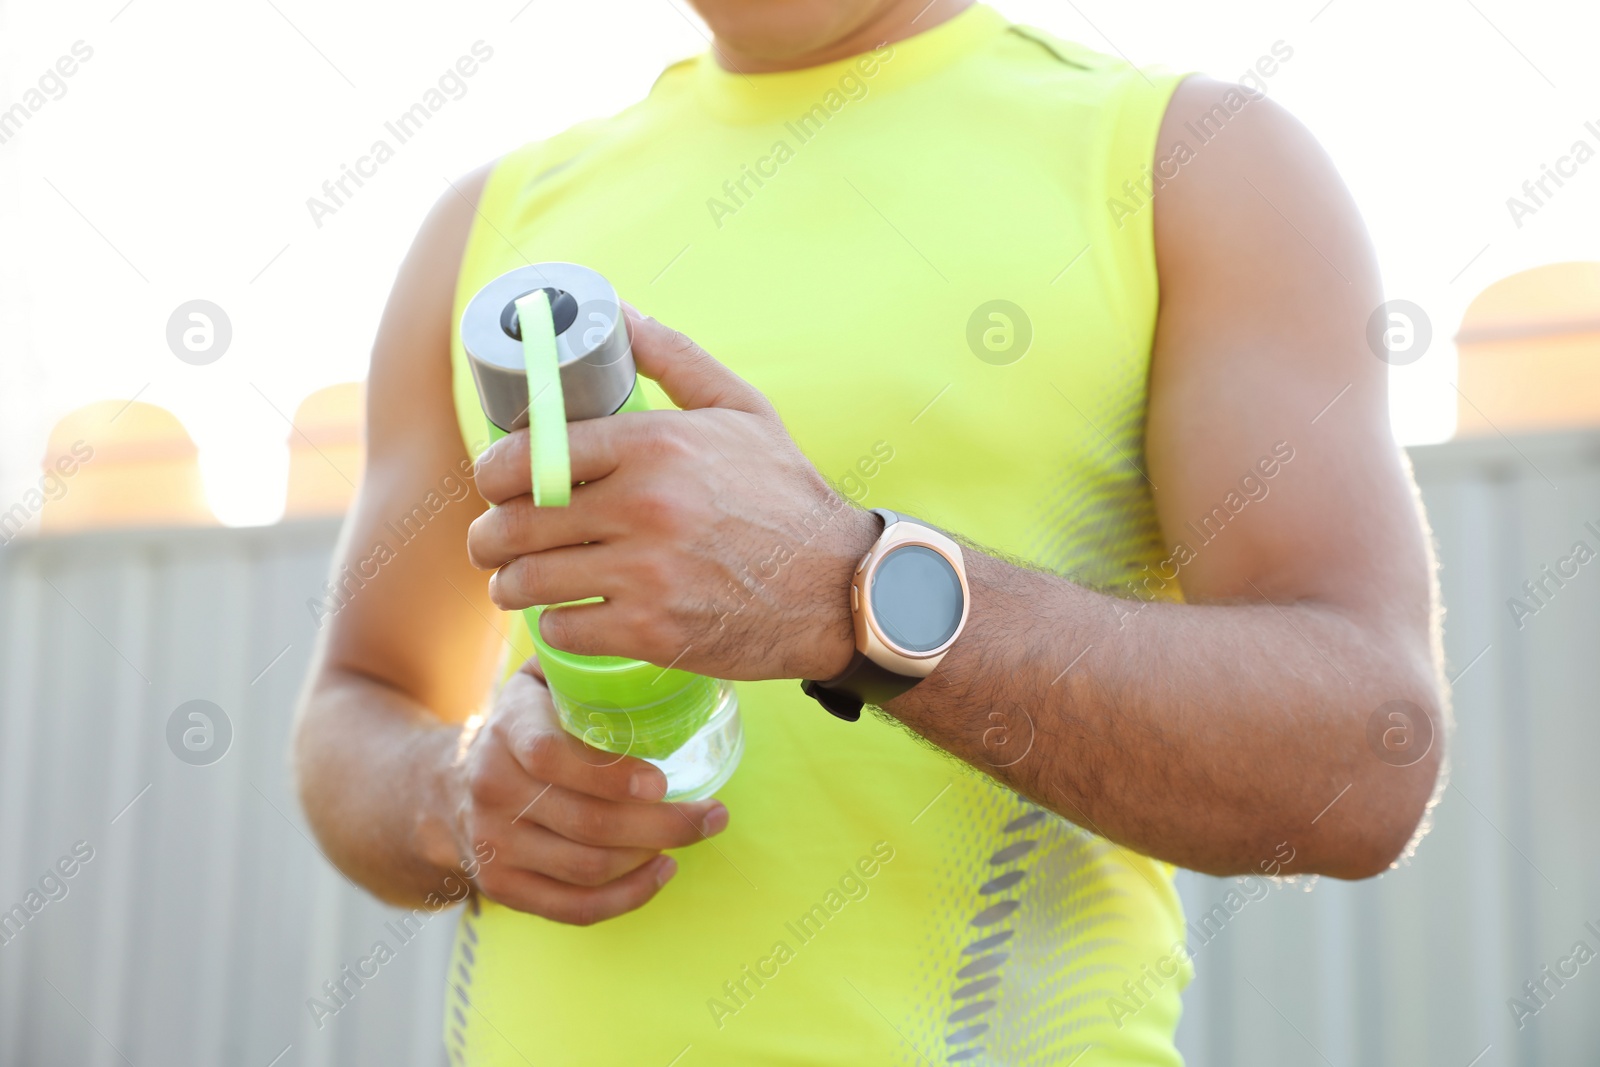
[1146,77,1434,651]
[316,164,506,721]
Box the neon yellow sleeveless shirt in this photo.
[446,6,1191,1063]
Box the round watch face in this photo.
[869,544,964,654]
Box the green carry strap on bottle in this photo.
[460,262,742,801]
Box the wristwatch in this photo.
[801,508,970,722]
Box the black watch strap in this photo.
[800,652,921,722]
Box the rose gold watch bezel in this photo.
[850,520,970,679]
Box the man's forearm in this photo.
[883,550,1443,879]
[293,669,468,907]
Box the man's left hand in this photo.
[467,307,877,682]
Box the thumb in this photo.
[622,305,774,417]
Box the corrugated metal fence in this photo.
[0,519,454,1067]
[1,430,1598,1066]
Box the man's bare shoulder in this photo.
[1143,73,1413,618]
[360,160,496,467]
[408,161,496,294]
[1151,75,1376,298]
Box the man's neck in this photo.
[712,0,974,74]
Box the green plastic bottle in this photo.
[461,263,743,800]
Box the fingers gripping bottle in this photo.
[461,263,742,800]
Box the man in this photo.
[293,0,1445,1062]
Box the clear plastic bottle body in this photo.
[646,682,742,801]
[550,680,742,801]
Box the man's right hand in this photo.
[439,658,730,926]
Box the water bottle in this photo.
[460,263,742,800]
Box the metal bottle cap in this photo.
[460,262,635,431]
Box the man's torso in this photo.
[444,7,1191,1063]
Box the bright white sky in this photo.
[2,0,1597,525]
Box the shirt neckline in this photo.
[688,4,1008,124]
